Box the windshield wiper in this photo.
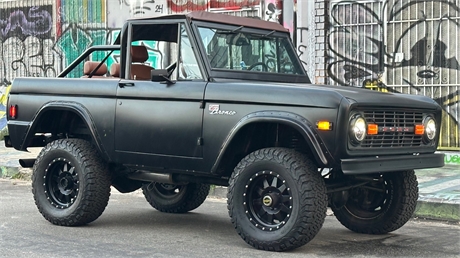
[249,30,277,40]
[232,26,244,33]
[217,26,244,35]
[262,30,276,37]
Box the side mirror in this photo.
[151,69,175,84]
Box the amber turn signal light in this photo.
[415,124,425,135]
[367,124,378,135]
[317,121,332,131]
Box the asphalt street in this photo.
[0,180,459,258]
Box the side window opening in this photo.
[118,22,202,81]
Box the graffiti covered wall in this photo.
[328,0,460,149]
[0,2,60,82]
[0,83,10,140]
[0,1,58,139]
[296,0,316,80]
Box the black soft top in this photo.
[131,11,288,32]
[115,11,289,44]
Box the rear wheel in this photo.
[142,182,210,213]
[227,148,327,251]
[32,139,111,226]
[331,170,418,234]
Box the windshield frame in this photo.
[191,21,311,83]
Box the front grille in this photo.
[361,110,424,148]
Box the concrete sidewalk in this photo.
[1,141,459,222]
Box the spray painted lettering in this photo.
[0,6,52,38]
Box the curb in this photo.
[415,201,460,222]
[0,166,32,180]
[208,185,228,200]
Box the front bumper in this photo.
[341,153,445,175]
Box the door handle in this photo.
[119,82,135,88]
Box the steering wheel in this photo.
[248,62,269,71]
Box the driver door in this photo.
[114,22,206,170]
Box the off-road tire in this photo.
[227,148,327,251]
[332,170,418,234]
[32,139,111,226]
[142,182,210,213]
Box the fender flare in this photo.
[22,101,110,161]
[211,111,333,173]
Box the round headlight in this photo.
[350,116,367,143]
[425,117,436,140]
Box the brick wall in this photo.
[314,0,329,85]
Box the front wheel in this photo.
[32,139,111,226]
[227,148,327,251]
[331,170,418,234]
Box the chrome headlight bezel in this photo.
[423,116,437,143]
[349,114,367,145]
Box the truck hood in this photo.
[205,80,440,110]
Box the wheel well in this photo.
[33,110,93,142]
[216,122,317,177]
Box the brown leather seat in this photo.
[110,63,121,77]
[83,61,108,77]
[131,45,154,80]
[110,46,154,80]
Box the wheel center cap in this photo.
[60,178,69,188]
[262,195,273,206]
[58,174,74,191]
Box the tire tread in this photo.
[32,139,111,226]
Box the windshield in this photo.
[197,26,304,75]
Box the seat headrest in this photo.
[110,63,121,77]
[131,45,148,63]
[84,61,107,76]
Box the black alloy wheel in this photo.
[244,170,293,231]
[228,147,327,251]
[44,158,79,209]
[332,170,418,234]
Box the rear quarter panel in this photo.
[8,77,118,158]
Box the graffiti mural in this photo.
[168,0,260,12]
[106,0,170,72]
[0,82,11,140]
[55,0,108,78]
[296,0,316,80]
[264,0,282,23]
[0,5,62,82]
[107,0,167,28]
[210,0,260,8]
[168,0,208,12]
[0,6,52,38]
[328,0,460,149]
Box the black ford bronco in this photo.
[5,12,444,251]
